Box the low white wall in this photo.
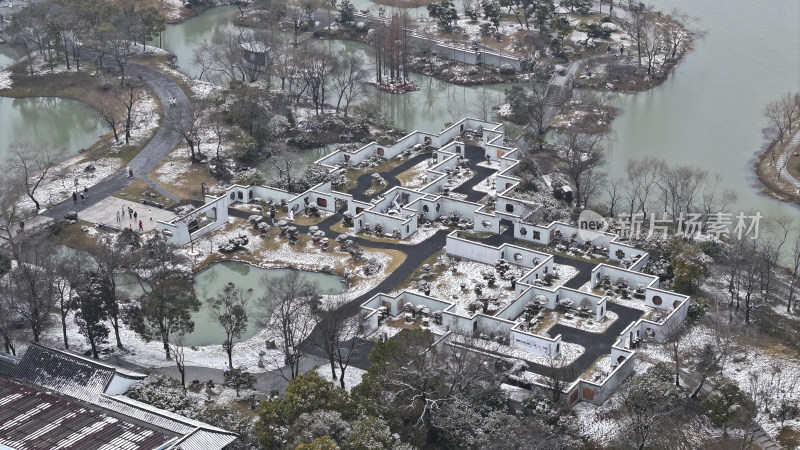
[510,328,561,358]
[590,264,658,290]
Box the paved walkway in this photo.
[79,197,177,232]
[776,129,800,191]
[41,49,188,221]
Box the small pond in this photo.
[0,96,105,161]
[116,261,346,347]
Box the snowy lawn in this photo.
[314,365,366,393]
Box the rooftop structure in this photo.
[0,344,237,450]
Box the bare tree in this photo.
[309,295,367,389]
[555,129,607,208]
[472,86,496,121]
[605,178,623,216]
[208,281,253,369]
[113,80,144,145]
[700,173,737,220]
[623,156,664,219]
[165,101,207,162]
[331,52,369,117]
[97,95,122,144]
[662,9,696,61]
[8,239,60,342]
[169,333,188,394]
[7,142,66,211]
[657,163,707,221]
[763,92,800,147]
[0,278,18,355]
[53,249,87,350]
[619,0,649,67]
[257,271,319,379]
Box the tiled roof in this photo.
[0,376,176,450]
[10,344,118,402]
[0,352,20,376]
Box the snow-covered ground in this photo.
[400,258,522,317]
[0,69,12,90]
[550,263,578,287]
[556,310,618,334]
[314,365,366,393]
[449,333,585,368]
[398,159,433,190]
[471,173,497,196]
[16,156,123,213]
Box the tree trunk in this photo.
[112,316,123,349]
[61,313,69,349]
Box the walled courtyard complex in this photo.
[157,118,690,405]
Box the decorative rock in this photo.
[64,211,78,220]
[80,225,89,232]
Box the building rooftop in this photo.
[0,375,176,450]
[0,344,237,450]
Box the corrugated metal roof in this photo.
[0,376,176,450]
[1,344,237,450]
[98,395,239,440]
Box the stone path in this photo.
[776,130,800,191]
[41,50,189,222]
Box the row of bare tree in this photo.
[7,0,166,85]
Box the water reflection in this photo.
[0,96,104,160]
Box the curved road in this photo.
[42,54,189,220]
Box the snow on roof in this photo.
[10,343,119,402]
[96,395,238,449]
[0,343,236,449]
[0,376,176,450]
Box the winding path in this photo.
[776,130,800,191]
[41,54,188,220]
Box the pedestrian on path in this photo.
[138,220,143,231]
[127,166,132,178]
[116,211,121,222]
[128,207,133,219]
[149,208,153,221]
[80,193,85,202]
[134,211,138,220]
[83,186,88,198]
[73,192,77,203]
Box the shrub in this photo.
[499,63,516,75]
[233,168,267,186]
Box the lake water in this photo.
[0,43,22,70]
[159,6,518,134]
[606,0,800,252]
[0,96,105,160]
